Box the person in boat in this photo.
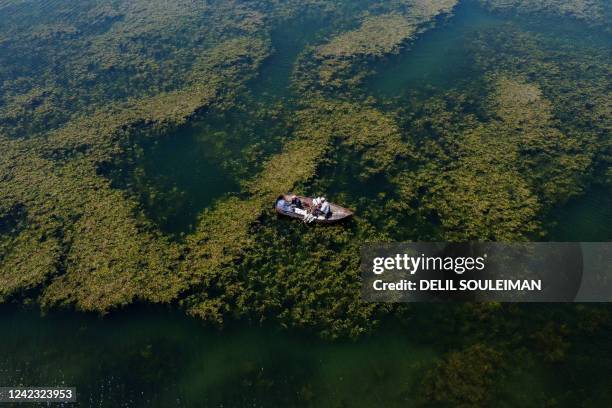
[312,196,331,218]
[276,198,293,213]
[290,195,302,209]
[320,197,331,218]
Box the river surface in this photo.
[1,303,611,407]
[2,1,611,406]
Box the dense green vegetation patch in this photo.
[0,0,610,345]
[0,0,269,137]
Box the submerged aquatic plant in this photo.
[0,0,610,346]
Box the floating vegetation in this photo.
[316,13,417,59]
[0,0,610,344]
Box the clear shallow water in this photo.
[249,14,330,102]
[134,115,241,235]
[364,1,503,96]
[129,104,291,235]
[365,0,610,98]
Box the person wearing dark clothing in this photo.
[290,195,302,209]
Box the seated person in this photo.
[290,195,302,209]
[276,198,293,212]
[319,197,331,218]
[311,196,331,218]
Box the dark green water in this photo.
[131,108,291,235]
[0,305,441,407]
[364,1,502,96]
[548,185,612,241]
[2,304,611,407]
[133,116,240,235]
[249,14,330,102]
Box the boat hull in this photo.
[274,195,353,224]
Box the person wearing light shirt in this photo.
[319,197,331,218]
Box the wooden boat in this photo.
[274,195,353,224]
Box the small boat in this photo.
[274,195,354,224]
